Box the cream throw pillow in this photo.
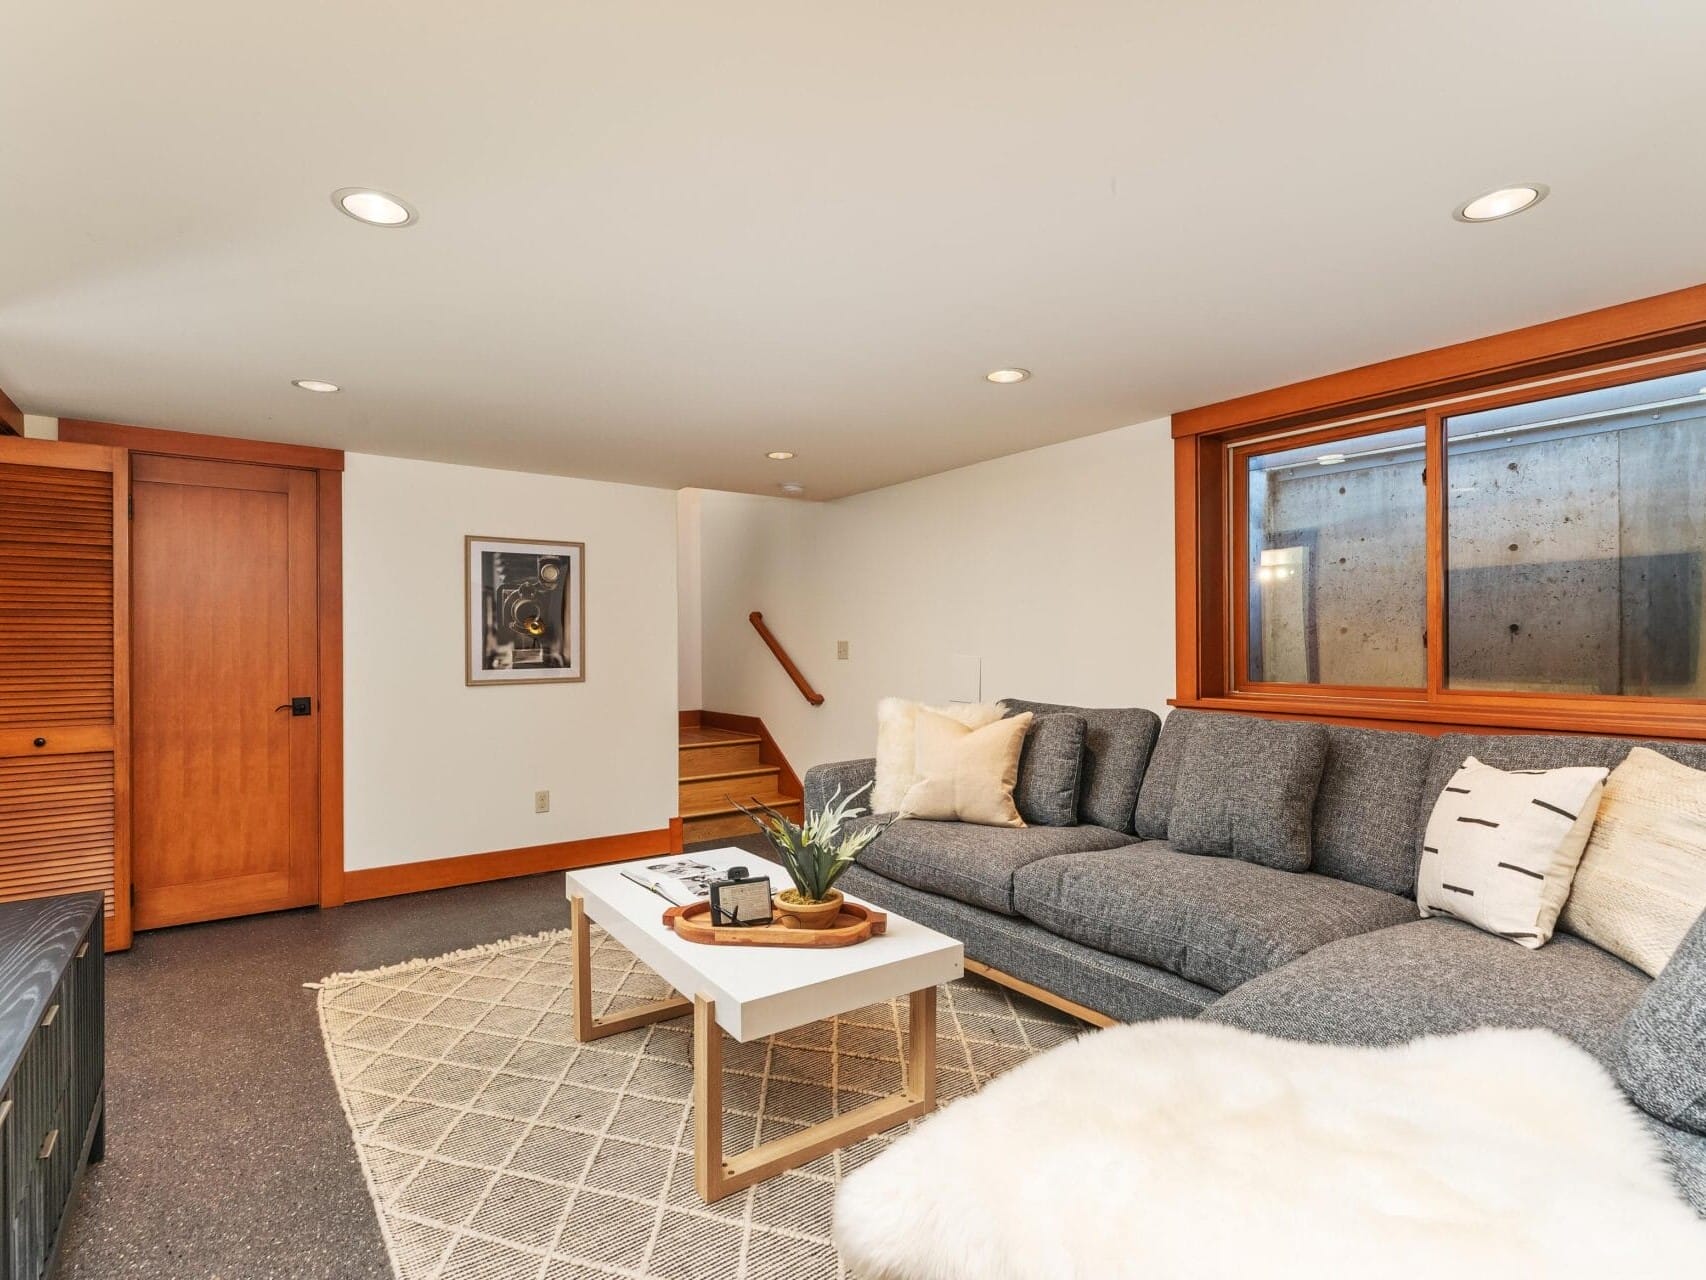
[1560,747,1706,976]
[900,710,1034,827]
[1417,756,1607,948]
[872,697,1005,813]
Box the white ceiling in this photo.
[3,2,1704,498]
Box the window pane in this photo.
[1445,367,1706,696]
[1242,424,1427,686]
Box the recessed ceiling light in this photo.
[779,482,806,496]
[766,451,796,461]
[332,187,418,227]
[291,379,340,393]
[1453,184,1548,223]
[1317,453,1347,466]
[985,368,1031,384]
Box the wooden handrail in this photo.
[749,612,824,705]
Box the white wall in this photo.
[676,488,704,709]
[343,452,679,870]
[694,416,1176,772]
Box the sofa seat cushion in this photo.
[1012,843,1415,993]
[1203,917,1649,1062]
[856,818,1133,916]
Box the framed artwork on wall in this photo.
[465,536,585,685]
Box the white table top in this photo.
[565,848,963,1041]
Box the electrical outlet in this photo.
[534,790,551,814]
[836,640,850,660]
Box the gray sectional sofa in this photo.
[804,702,1706,1214]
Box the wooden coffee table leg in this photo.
[693,994,726,1201]
[570,895,691,1042]
[905,985,937,1108]
[692,985,940,1204]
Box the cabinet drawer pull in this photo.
[39,1128,58,1160]
[76,941,89,959]
[42,1003,60,1028]
[0,1099,11,1127]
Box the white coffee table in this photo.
[564,848,963,1202]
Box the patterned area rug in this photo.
[315,926,1082,1280]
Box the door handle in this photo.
[273,697,313,716]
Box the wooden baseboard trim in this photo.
[962,958,1117,1028]
[678,709,702,728]
[668,816,685,853]
[343,827,673,903]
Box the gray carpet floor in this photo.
[58,835,776,1279]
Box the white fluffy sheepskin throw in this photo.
[835,1020,1706,1279]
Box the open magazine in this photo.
[621,858,722,906]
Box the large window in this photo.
[1444,368,1706,698]
[1179,317,1706,737]
[1242,422,1427,687]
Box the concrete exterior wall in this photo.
[1256,420,1706,697]
[1262,458,1427,687]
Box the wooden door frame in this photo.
[0,385,23,435]
[59,420,347,908]
[0,435,132,948]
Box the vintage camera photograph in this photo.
[465,536,585,684]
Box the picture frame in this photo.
[465,535,585,685]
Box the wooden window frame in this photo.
[1174,282,1706,740]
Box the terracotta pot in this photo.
[775,888,845,930]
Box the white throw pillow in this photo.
[1417,756,1608,948]
[1559,747,1706,976]
[872,697,1005,813]
[899,710,1034,827]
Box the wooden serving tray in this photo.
[663,899,888,948]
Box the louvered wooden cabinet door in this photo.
[0,437,130,950]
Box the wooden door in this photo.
[130,455,319,928]
[0,437,131,949]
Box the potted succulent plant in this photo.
[731,783,890,929]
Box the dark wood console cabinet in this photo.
[0,894,105,1280]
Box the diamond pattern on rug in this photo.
[317,926,1082,1280]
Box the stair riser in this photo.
[683,810,788,843]
[679,771,781,810]
[679,742,762,773]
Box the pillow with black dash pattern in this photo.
[1417,755,1608,948]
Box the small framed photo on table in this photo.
[466,536,585,685]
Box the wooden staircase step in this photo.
[681,792,801,844]
[679,765,782,809]
[679,743,762,773]
[680,726,760,746]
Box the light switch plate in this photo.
[836,640,850,660]
[534,790,551,814]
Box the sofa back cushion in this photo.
[1013,713,1087,827]
[1310,725,1435,897]
[1135,711,1432,896]
[1419,734,1706,877]
[1132,709,1203,839]
[1615,906,1706,1136]
[1167,716,1328,870]
[1000,699,1159,833]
